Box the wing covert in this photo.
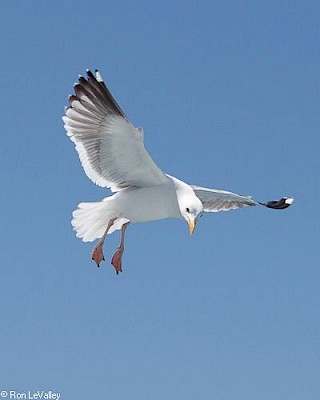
[191,185,258,212]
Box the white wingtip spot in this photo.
[95,70,104,82]
[285,197,294,205]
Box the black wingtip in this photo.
[86,69,95,80]
[78,76,87,84]
[260,197,294,210]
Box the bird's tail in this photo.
[71,197,128,242]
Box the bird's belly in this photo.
[116,185,181,223]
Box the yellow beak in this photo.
[188,218,196,235]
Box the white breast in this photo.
[115,182,182,223]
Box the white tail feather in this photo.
[71,197,128,242]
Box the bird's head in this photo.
[179,195,204,235]
[169,175,204,235]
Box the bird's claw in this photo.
[91,245,105,267]
[111,247,124,274]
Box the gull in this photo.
[63,69,293,274]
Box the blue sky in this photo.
[1,1,319,399]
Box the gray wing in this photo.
[191,185,258,212]
[192,185,294,212]
[63,70,169,192]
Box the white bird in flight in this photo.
[63,69,293,274]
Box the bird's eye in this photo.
[186,207,190,213]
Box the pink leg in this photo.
[111,222,130,274]
[91,217,118,267]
